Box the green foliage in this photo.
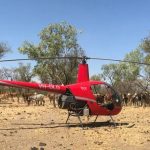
[99,49,143,93]
[0,42,10,58]
[140,35,150,53]
[90,74,101,81]
[122,48,143,80]
[19,22,85,84]
[144,56,150,78]
[100,63,119,85]
[139,35,150,78]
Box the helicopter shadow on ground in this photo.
[11,120,129,128]
[0,121,129,131]
[65,121,129,128]
[82,121,129,128]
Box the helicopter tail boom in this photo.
[0,80,66,94]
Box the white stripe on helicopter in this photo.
[75,96,96,103]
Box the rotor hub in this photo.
[81,56,87,64]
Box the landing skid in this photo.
[66,113,116,128]
[66,110,83,128]
[93,115,116,127]
[66,103,88,128]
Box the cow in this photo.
[47,93,60,107]
[28,93,45,106]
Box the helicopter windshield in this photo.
[91,84,121,106]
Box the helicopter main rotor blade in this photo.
[0,56,150,66]
[0,56,82,63]
[88,57,150,66]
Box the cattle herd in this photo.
[0,91,46,106]
[121,92,150,107]
[0,89,150,107]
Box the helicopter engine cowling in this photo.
[58,95,75,109]
[57,94,87,115]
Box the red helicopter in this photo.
[0,56,123,127]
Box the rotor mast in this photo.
[77,56,89,83]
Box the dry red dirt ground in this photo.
[0,98,150,150]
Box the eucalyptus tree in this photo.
[100,49,143,93]
[19,22,84,84]
[0,42,10,82]
[0,67,13,79]
[140,35,150,78]
[100,63,119,86]
[121,49,143,80]
[13,63,34,82]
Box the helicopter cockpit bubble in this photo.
[90,83,121,107]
